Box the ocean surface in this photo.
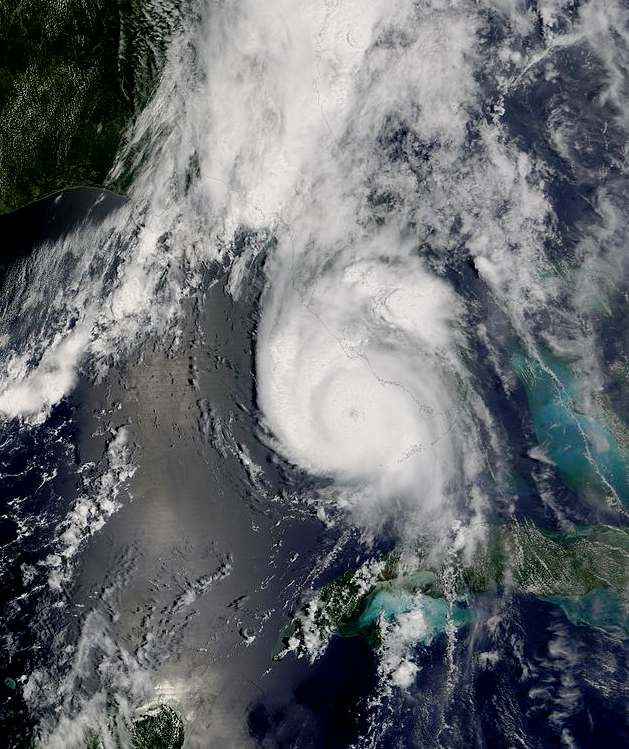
[0,2,628,748]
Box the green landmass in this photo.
[0,0,180,213]
[462,522,629,597]
[82,704,184,749]
[131,704,184,749]
[278,523,629,659]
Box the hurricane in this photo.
[0,1,627,748]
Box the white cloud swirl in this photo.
[257,231,465,522]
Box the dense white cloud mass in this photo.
[231,0,499,530]
[257,242,460,490]
[199,0,482,533]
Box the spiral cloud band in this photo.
[256,231,466,523]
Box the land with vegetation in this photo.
[0,0,178,213]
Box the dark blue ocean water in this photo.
[0,4,628,749]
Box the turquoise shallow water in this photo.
[512,349,629,507]
[355,590,471,642]
[357,590,416,626]
[547,589,628,637]
[353,584,626,646]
